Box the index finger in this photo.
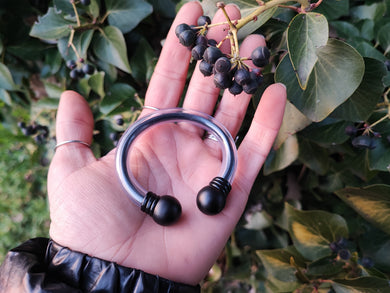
[143,2,203,112]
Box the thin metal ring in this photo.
[115,108,238,208]
[54,139,91,150]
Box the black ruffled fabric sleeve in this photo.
[0,238,201,293]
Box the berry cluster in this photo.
[67,59,95,81]
[344,125,379,150]
[175,14,269,95]
[18,122,49,144]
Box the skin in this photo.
[47,2,287,286]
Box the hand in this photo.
[48,2,286,286]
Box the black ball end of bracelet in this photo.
[153,195,182,226]
[142,193,181,226]
[197,177,231,215]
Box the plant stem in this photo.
[71,1,81,27]
[236,0,310,30]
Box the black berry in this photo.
[70,68,79,80]
[214,57,231,73]
[338,249,351,260]
[229,81,243,96]
[178,29,196,47]
[175,23,191,38]
[352,135,373,149]
[208,39,218,47]
[66,60,77,69]
[80,0,91,6]
[82,64,95,75]
[197,15,211,26]
[214,72,232,89]
[199,60,213,76]
[192,44,207,61]
[242,80,258,94]
[203,46,223,64]
[196,35,208,47]
[385,60,390,71]
[114,115,124,126]
[234,68,251,86]
[251,46,270,67]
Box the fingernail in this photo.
[277,83,287,91]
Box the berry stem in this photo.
[67,29,82,60]
[71,1,81,27]
[235,0,311,30]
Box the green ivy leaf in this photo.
[332,277,390,293]
[88,71,105,98]
[350,41,386,62]
[368,138,390,172]
[313,0,349,20]
[306,256,344,277]
[29,7,74,40]
[0,89,12,106]
[58,30,94,61]
[351,2,387,21]
[335,185,390,235]
[264,134,299,175]
[298,137,330,175]
[286,203,349,261]
[377,22,390,55]
[274,100,311,149]
[0,63,17,90]
[130,38,156,84]
[105,0,153,34]
[93,26,131,74]
[275,39,364,122]
[287,12,328,89]
[256,246,305,292]
[100,83,136,115]
[300,119,350,145]
[329,21,360,40]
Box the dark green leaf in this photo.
[350,41,386,62]
[93,26,131,73]
[0,63,17,90]
[29,8,74,40]
[300,119,350,145]
[264,134,299,175]
[351,2,387,21]
[237,6,278,40]
[286,203,349,261]
[298,137,330,175]
[332,277,390,293]
[313,0,349,20]
[307,256,344,277]
[274,100,311,149]
[105,0,153,34]
[335,185,390,235]
[88,72,105,98]
[0,89,11,105]
[377,22,390,55]
[368,138,390,172]
[330,21,360,40]
[287,12,328,89]
[100,83,136,115]
[58,30,94,61]
[331,58,386,121]
[130,38,156,84]
[275,39,365,122]
[256,246,305,292]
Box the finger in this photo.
[230,83,287,214]
[182,4,241,115]
[49,91,96,191]
[142,2,203,115]
[212,34,267,138]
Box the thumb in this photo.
[48,91,96,192]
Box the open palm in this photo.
[47,2,287,286]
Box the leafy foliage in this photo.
[1,0,390,291]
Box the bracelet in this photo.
[116,108,237,226]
